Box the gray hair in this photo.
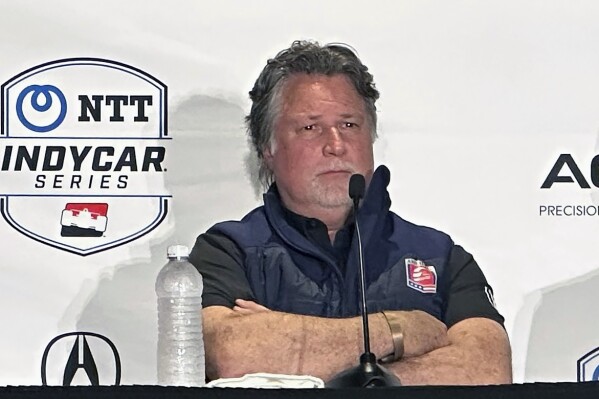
[246,40,380,188]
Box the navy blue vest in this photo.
[210,166,454,319]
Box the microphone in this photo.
[326,174,401,388]
[349,174,365,204]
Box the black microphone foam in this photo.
[349,174,366,200]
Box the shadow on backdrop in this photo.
[60,94,259,384]
[524,267,599,382]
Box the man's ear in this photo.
[263,145,274,168]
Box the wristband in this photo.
[379,311,404,364]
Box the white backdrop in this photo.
[1,0,599,385]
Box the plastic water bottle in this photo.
[155,245,205,386]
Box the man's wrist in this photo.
[379,311,404,364]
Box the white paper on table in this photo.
[206,373,325,388]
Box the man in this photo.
[189,40,512,385]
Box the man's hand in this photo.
[233,299,271,315]
[384,310,449,358]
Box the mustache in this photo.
[315,162,357,175]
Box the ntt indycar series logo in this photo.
[0,58,170,255]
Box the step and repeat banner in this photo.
[1,0,599,386]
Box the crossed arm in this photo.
[203,299,512,385]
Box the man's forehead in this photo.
[278,73,365,111]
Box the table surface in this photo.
[1,382,599,399]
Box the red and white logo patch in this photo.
[406,259,437,294]
[60,203,108,237]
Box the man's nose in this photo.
[322,126,346,156]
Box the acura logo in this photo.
[41,331,121,386]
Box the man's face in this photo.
[264,73,375,215]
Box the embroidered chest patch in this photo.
[405,258,437,294]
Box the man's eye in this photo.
[344,122,357,128]
[304,125,315,130]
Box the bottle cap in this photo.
[167,245,189,258]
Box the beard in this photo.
[307,174,354,209]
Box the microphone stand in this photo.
[326,174,401,388]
